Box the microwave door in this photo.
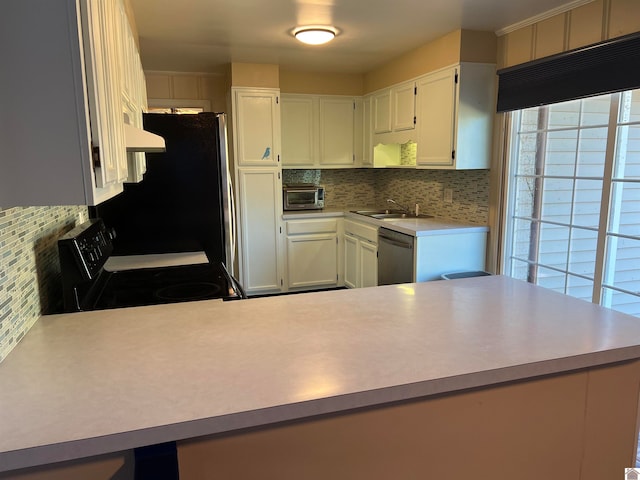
[287,190,316,208]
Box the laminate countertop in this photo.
[2,276,640,472]
[282,209,489,237]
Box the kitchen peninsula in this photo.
[1,276,640,480]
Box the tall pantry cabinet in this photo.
[231,88,284,296]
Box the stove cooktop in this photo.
[94,262,240,310]
[58,219,244,313]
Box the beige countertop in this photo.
[2,276,640,472]
[282,208,488,237]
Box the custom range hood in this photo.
[124,123,166,153]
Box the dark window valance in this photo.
[497,32,640,112]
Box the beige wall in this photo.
[497,0,640,69]
[364,30,461,94]
[230,63,279,88]
[363,29,496,94]
[279,70,363,95]
[459,30,498,64]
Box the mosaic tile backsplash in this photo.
[0,206,87,362]
[283,168,489,224]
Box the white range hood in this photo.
[124,123,166,153]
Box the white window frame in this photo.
[502,90,640,316]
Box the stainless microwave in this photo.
[283,184,325,210]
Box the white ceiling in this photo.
[131,0,586,74]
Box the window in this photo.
[504,89,640,317]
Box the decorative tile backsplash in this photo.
[400,142,417,166]
[0,206,87,362]
[283,169,376,208]
[375,169,489,224]
[283,168,489,224]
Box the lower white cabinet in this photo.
[237,168,283,295]
[344,219,378,289]
[284,218,341,291]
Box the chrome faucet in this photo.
[387,198,410,213]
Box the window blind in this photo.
[497,32,640,113]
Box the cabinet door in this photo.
[234,90,280,166]
[82,0,128,186]
[373,90,391,134]
[286,234,338,289]
[391,81,416,131]
[237,168,282,294]
[319,97,354,166]
[360,241,378,288]
[281,95,316,167]
[353,97,364,166]
[116,0,132,105]
[344,233,359,289]
[361,96,373,167]
[415,67,457,167]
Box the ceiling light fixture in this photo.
[293,26,337,45]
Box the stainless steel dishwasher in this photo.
[378,227,414,285]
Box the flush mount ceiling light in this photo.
[293,26,337,45]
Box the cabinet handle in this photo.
[92,146,101,168]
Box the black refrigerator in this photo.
[92,112,236,278]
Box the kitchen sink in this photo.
[352,210,433,220]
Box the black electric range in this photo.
[58,219,244,313]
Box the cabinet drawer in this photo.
[344,219,378,244]
[286,218,338,235]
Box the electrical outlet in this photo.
[444,188,453,203]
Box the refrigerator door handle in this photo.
[228,169,236,270]
[217,113,237,278]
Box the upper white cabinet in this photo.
[416,63,496,169]
[281,96,315,167]
[371,81,417,146]
[319,97,355,167]
[372,90,392,134]
[361,96,374,167]
[82,0,128,189]
[281,94,359,168]
[0,0,145,207]
[233,89,281,166]
[391,81,416,131]
[117,0,148,184]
